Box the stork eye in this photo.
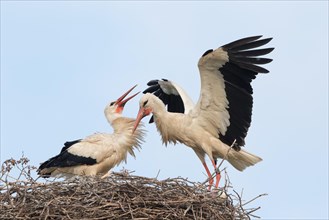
[110,101,115,106]
[143,100,148,107]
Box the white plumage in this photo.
[133,36,274,190]
[38,85,144,178]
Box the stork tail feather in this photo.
[227,149,262,171]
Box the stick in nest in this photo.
[1,156,265,220]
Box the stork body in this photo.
[134,36,274,189]
[38,85,144,178]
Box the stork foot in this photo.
[208,178,214,191]
[101,171,111,179]
[202,162,214,191]
[211,160,221,188]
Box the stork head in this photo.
[104,85,139,124]
[133,93,162,133]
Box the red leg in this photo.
[202,162,213,190]
[211,160,221,188]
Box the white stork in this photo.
[38,85,145,178]
[133,36,274,189]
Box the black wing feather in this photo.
[38,140,96,176]
[217,36,274,149]
[143,84,160,94]
[143,79,185,124]
[221,35,262,50]
[60,139,82,153]
[231,48,274,57]
[229,38,273,52]
[230,57,273,65]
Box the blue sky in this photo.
[1,1,328,219]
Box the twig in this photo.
[242,193,268,207]
[0,156,264,219]
[155,169,161,179]
[217,139,236,171]
[201,139,236,186]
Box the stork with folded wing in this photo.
[38,85,144,178]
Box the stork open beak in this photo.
[115,85,140,113]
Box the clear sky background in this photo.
[1,1,328,219]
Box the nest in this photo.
[0,157,265,219]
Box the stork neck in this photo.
[111,117,144,155]
[150,95,168,118]
[152,109,177,146]
[105,113,121,125]
[111,117,133,134]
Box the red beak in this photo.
[116,85,140,108]
[133,107,146,134]
[133,106,152,133]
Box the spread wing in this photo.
[191,36,274,150]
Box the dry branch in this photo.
[1,157,265,219]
